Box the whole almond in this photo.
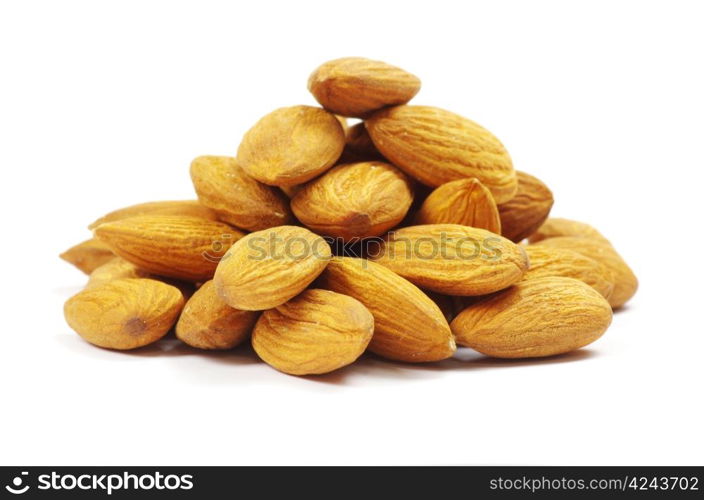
[523,246,615,299]
[176,280,259,350]
[308,57,421,118]
[291,161,413,240]
[237,105,345,186]
[370,224,528,295]
[317,257,456,362]
[528,218,608,244]
[531,236,638,309]
[190,155,292,231]
[365,105,517,203]
[94,215,244,281]
[64,278,184,350]
[88,200,217,230]
[60,238,115,274]
[451,277,613,358]
[497,171,554,242]
[414,178,501,233]
[87,257,151,289]
[214,226,332,311]
[252,289,374,375]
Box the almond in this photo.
[237,105,345,186]
[531,236,638,309]
[370,224,528,295]
[451,277,612,358]
[317,257,456,362]
[190,155,292,231]
[87,257,151,289]
[88,200,217,230]
[497,171,554,242]
[365,105,517,203]
[214,226,331,311]
[60,238,115,274]
[528,217,608,244]
[175,280,259,350]
[291,161,413,240]
[64,278,184,350]
[343,122,385,161]
[523,246,615,299]
[308,57,421,118]
[414,178,501,233]
[251,288,374,375]
[94,215,244,281]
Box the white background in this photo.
[1,0,702,466]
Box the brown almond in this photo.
[60,238,115,274]
[237,105,345,186]
[528,218,608,244]
[291,161,413,240]
[366,105,517,203]
[497,171,554,242]
[88,200,217,230]
[414,178,501,233]
[451,277,613,358]
[87,257,151,289]
[308,57,421,118]
[343,122,385,160]
[252,289,374,375]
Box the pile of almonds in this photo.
[61,57,638,376]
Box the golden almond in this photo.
[214,226,331,310]
[365,105,517,202]
[87,257,151,289]
[237,105,345,186]
[190,155,292,231]
[414,178,501,233]
[451,277,612,358]
[94,215,244,282]
[523,246,615,299]
[497,171,554,242]
[308,57,421,118]
[291,161,413,240]
[60,238,115,274]
[88,200,217,230]
[528,217,608,244]
[317,257,456,362]
[531,236,638,309]
[175,280,259,350]
[370,224,528,295]
[252,288,374,375]
[64,278,184,350]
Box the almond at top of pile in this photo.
[60,57,638,376]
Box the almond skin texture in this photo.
[414,178,501,233]
[291,161,413,240]
[175,280,259,350]
[528,218,608,244]
[252,289,374,375]
[87,257,151,289]
[532,236,638,309]
[190,155,292,231]
[237,105,345,186]
[60,238,115,274]
[88,200,217,230]
[308,57,421,118]
[94,215,244,282]
[497,171,554,242]
[64,278,185,350]
[317,257,456,362]
[370,224,529,296]
[523,246,615,299]
[451,277,613,358]
[214,226,332,311]
[366,105,517,203]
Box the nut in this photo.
[365,105,517,202]
[86,257,151,289]
[237,105,345,186]
[451,277,613,358]
[64,278,184,350]
[308,57,421,118]
[214,226,332,310]
[343,122,385,161]
[414,178,501,233]
[528,217,607,244]
[88,200,218,230]
[317,257,456,362]
[251,288,374,375]
[497,171,554,242]
[291,161,414,240]
[60,238,115,274]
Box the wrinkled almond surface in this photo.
[498,171,554,242]
[60,238,115,274]
[88,200,217,230]
[529,218,608,244]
